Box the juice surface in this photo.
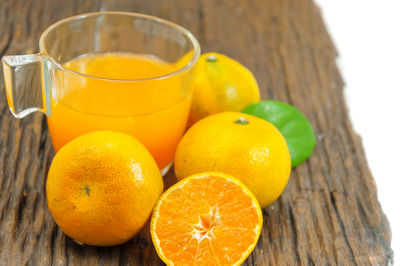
[47,53,192,170]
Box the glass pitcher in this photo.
[2,12,200,173]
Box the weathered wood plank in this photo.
[0,0,392,265]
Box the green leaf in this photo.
[242,100,316,167]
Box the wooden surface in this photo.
[0,0,393,265]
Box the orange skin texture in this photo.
[46,131,163,246]
[174,112,291,208]
[151,172,263,266]
[188,53,260,126]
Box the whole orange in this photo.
[188,53,260,126]
[174,112,291,208]
[46,131,163,246]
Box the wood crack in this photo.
[307,253,315,266]
[49,225,58,266]
[197,0,206,46]
[14,191,26,236]
[37,116,48,155]
[288,205,301,265]
[329,191,357,265]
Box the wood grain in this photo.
[0,0,392,265]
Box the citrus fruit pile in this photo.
[45,52,316,264]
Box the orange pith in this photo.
[151,172,263,266]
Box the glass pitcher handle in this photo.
[2,54,52,118]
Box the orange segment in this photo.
[151,172,263,266]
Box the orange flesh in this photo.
[152,174,262,265]
[47,53,191,169]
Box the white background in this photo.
[316,0,400,263]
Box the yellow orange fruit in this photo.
[174,112,291,208]
[151,172,263,266]
[46,131,163,246]
[188,52,260,126]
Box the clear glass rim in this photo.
[39,11,201,82]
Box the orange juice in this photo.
[47,53,193,170]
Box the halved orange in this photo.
[150,172,263,265]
